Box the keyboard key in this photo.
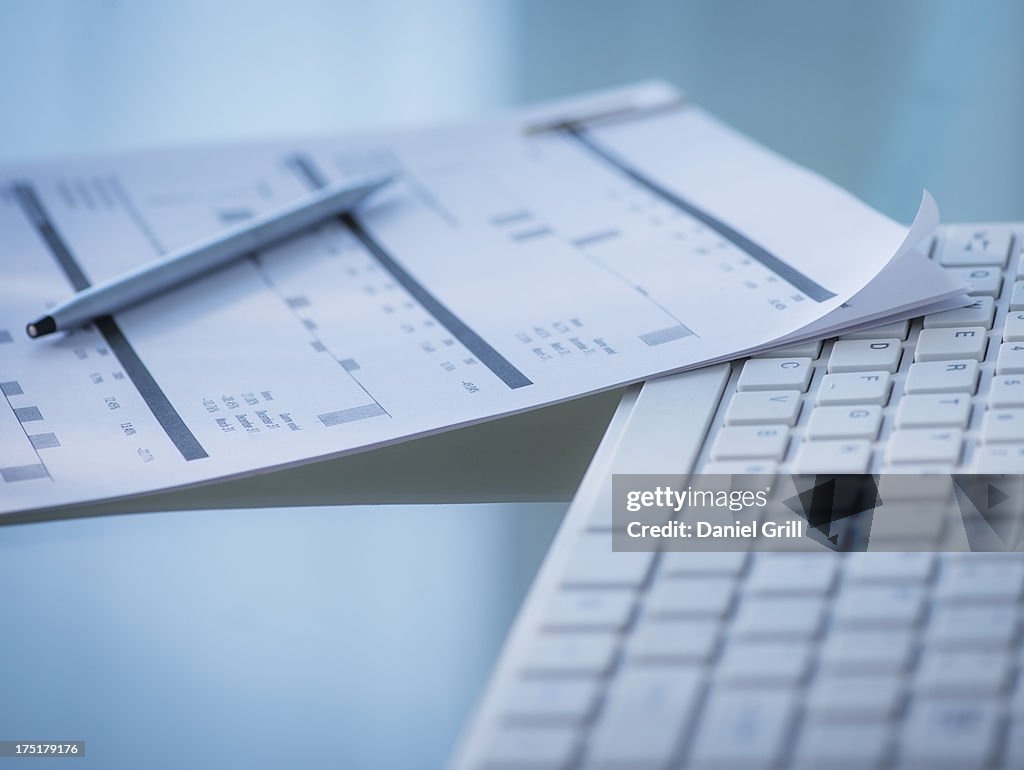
[746,552,838,594]
[723,390,802,426]
[716,641,811,686]
[840,319,910,340]
[916,650,1009,695]
[701,460,778,474]
[659,551,748,577]
[895,393,971,429]
[545,589,635,631]
[688,691,796,767]
[988,375,1024,408]
[865,502,949,544]
[806,404,882,439]
[846,552,936,583]
[755,339,823,359]
[1004,311,1024,341]
[827,338,903,373]
[1013,280,1024,310]
[626,619,719,663]
[914,327,988,362]
[923,296,995,329]
[524,633,618,676]
[937,226,1013,267]
[946,266,1003,297]
[504,679,601,724]
[710,472,778,493]
[983,408,1024,442]
[806,674,903,719]
[935,560,1024,603]
[736,357,813,392]
[876,473,955,505]
[483,727,579,768]
[885,428,963,464]
[793,722,892,769]
[710,425,789,460]
[879,462,956,475]
[818,629,915,673]
[833,585,925,628]
[971,443,1024,472]
[644,577,734,618]
[926,605,1018,650]
[793,439,871,473]
[904,360,979,394]
[585,667,702,767]
[996,341,1024,374]
[816,371,892,405]
[876,473,953,500]
[561,533,653,588]
[731,596,825,639]
[900,699,1001,767]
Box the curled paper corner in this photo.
[909,189,941,251]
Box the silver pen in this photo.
[26,174,394,338]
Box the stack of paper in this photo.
[0,81,967,516]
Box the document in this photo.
[0,82,965,515]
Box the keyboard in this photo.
[449,223,1024,770]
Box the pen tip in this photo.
[26,315,56,338]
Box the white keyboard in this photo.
[449,224,1024,770]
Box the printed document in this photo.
[0,83,964,514]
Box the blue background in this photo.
[0,504,563,769]
[1,1,1022,768]
[2,0,1022,221]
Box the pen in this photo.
[26,174,394,338]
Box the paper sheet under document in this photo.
[0,82,964,515]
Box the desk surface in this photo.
[0,502,565,769]
[0,329,619,770]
